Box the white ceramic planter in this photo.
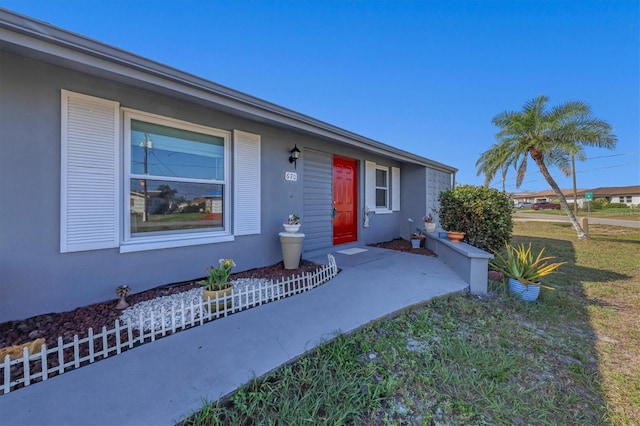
[279,232,305,269]
[283,223,301,233]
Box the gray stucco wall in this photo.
[0,51,433,322]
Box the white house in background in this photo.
[512,185,640,207]
[586,186,640,207]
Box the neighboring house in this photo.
[512,189,579,204]
[585,186,640,207]
[0,10,457,322]
[513,185,640,208]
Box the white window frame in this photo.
[366,161,400,215]
[120,109,233,253]
[375,165,390,213]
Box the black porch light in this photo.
[289,144,301,168]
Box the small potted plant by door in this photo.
[410,232,425,248]
[280,214,305,269]
[283,214,301,233]
[423,213,436,233]
[490,243,565,302]
[199,258,235,312]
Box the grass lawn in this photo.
[519,208,640,221]
[182,222,639,425]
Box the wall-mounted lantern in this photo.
[289,145,301,169]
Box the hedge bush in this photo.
[591,197,609,210]
[605,203,629,209]
[438,185,513,253]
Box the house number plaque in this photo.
[285,171,298,181]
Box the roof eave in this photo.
[0,8,456,173]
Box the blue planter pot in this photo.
[508,278,540,302]
[438,232,448,239]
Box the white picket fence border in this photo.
[1,255,337,395]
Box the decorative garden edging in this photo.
[1,255,338,395]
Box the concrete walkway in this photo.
[0,246,467,425]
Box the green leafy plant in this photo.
[591,197,609,210]
[605,203,629,209]
[438,185,513,252]
[199,258,236,291]
[490,243,566,289]
[287,214,300,225]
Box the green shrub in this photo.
[566,202,586,212]
[438,185,513,253]
[591,197,608,210]
[605,203,629,209]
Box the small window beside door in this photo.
[375,166,389,209]
[365,161,400,214]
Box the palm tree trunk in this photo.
[530,150,589,239]
[572,155,578,215]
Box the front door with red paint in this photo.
[333,156,358,245]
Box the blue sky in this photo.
[2,0,638,192]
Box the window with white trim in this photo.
[61,90,261,253]
[365,160,400,214]
[123,110,231,240]
[375,166,389,209]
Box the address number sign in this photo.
[285,172,298,181]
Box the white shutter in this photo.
[61,90,120,253]
[233,130,261,235]
[365,160,376,211]
[392,166,400,211]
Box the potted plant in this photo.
[410,232,425,248]
[423,213,436,232]
[283,214,301,233]
[446,231,465,242]
[280,214,305,269]
[199,258,236,311]
[490,243,566,301]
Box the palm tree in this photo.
[476,95,617,239]
[547,147,587,215]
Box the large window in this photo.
[124,111,230,239]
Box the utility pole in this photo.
[572,155,578,215]
[142,133,152,222]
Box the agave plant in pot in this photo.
[490,243,566,301]
[199,258,235,311]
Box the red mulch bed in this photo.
[0,240,432,393]
[0,260,323,349]
[1,239,431,348]
[369,237,436,257]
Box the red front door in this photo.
[333,156,358,245]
